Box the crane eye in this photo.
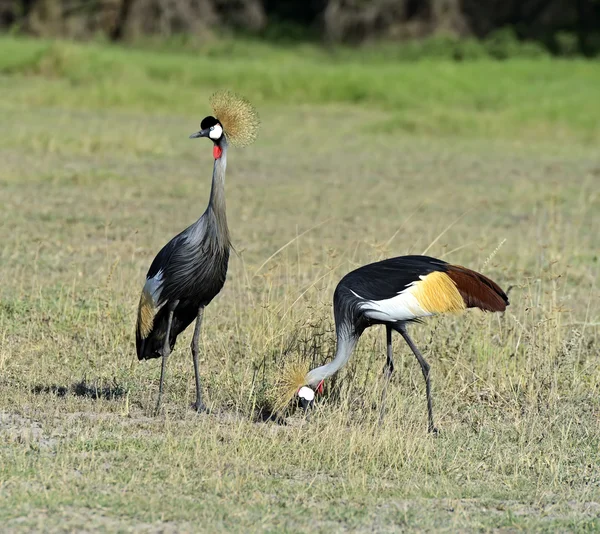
[210,126,214,131]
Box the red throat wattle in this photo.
[316,380,324,395]
[213,145,222,159]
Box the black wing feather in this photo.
[339,255,449,301]
[333,255,450,335]
[146,231,185,280]
[137,221,230,361]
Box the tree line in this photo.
[2,0,599,56]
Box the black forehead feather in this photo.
[200,116,219,130]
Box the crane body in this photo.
[279,255,509,431]
[135,92,259,414]
[136,144,230,362]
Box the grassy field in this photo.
[1,37,599,531]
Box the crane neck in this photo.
[305,325,358,386]
[206,136,230,248]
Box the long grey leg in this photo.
[395,324,437,433]
[155,301,178,415]
[190,307,206,413]
[384,324,394,378]
[379,325,394,425]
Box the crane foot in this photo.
[191,401,208,413]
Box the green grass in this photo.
[0,37,599,531]
[1,36,600,143]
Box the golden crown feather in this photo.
[210,90,260,147]
[272,359,310,414]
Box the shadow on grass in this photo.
[32,379,127,400]
[254,406,286,425]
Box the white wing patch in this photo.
[355,280,433,322]
[144,269,164,302]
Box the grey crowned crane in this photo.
[276,255,509,432]
[136,91,259,414]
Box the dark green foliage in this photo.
[484,28,549,60]
[2,0,600,57]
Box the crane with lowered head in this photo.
[276,255,509,432]
[136,91,259,414]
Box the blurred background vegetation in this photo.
[1,0,600,58]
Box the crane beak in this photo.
[189,128,210,139]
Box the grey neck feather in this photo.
[205,136,230,249]
[306,324,358,386]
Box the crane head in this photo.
[297,386,315,410]
[188,91,260,151]
[189,116,223,142]
[297,379,324,410]
[274,357,327,413]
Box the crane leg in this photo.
[190,306,206,413]
[155,302,178,416]
[384,324,394,378]
[379,325,394,425]
[395,324,438,434]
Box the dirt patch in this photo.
[0,412,58,450]
[5,507,194,533]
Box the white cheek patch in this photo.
[209,124,223,140]
[298,386,315,402]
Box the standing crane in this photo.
[276,255,509,432]
[136,91,259,414]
